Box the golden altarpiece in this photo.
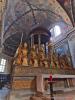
[11,28,75,100]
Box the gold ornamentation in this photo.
[22,42,28,66]
[13,44,22,65]
[39,45,48,68]
[30,45,38,67]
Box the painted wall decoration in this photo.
[3,0,73,38]
[57,0,74,24]
[2,0,73,56]
[55,42,72,68]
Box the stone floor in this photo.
[1,90,75,100]
[9,91,75,100]
[51,91,75,100]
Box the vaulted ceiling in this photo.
[0,0,75,56]
[0,0,6,47]
[57,0,75,25]
[0,0,6,21]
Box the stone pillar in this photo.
[38,35,41,50]
[31,34,34,48]
[67,79,70,87]
[36,75,44,93]
[68,37,75,68]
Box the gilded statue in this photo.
[48,43,55,68]
[48,42,59,69]
[59,56,66,69]
[13,44,22,65]
[39,45,48,68]
[59,55,71,69]
[22,42,28,66]
[30,45,38,67]
[52,52,59,69]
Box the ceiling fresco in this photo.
[3,0,73,39]
[0,0,6,32]
[0,0,6,21]
[1,0,74,56]
[57,0,75,25]
[0,0,6,47]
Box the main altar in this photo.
[9,28,75,100]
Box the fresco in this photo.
[3,0,73,55]
[3,0,72,38]
[57,0,74,24]
[55,41,72,68]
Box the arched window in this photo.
[54,25,61,37]
[50,25,61,37]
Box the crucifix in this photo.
[48,74,55,100]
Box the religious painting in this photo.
[55,41,72,68]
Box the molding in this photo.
[43,74,75,79]
[12,66,75,76]
[54,27,75,47]
[12,80,35,89]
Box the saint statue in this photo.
[39,45,48,68]
[59,56,66,69]
[22,42,28,66]
[30,45,38,67]
[63,55,71,69]
[59,55,71,69]
[13,44,22,65]
[48,42,57,69]
[52,52,59,69]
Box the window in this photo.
[0,59,6,72]
[50,25,61,37]
[54,25,61,37]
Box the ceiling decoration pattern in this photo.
[0,0,7,47]
[0,0,6,33]
[0,0,6,21]
[3,0,73,40]
[57,0,75,26]
[2,0,74,56]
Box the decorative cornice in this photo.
[54,27,75,47]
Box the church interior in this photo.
[0,0,75,100]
